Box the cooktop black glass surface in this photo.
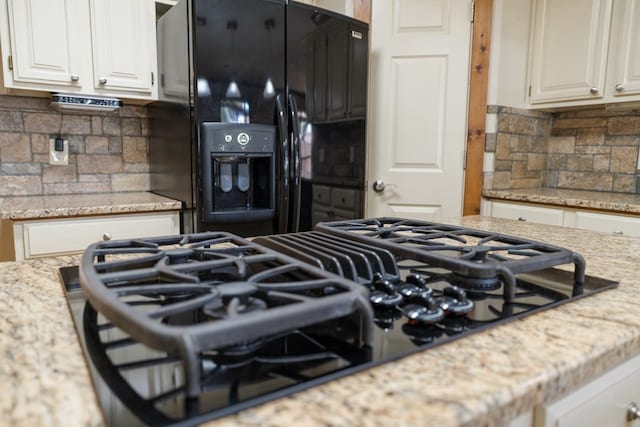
[60,221,618,426]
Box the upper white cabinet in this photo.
[90,0,156,95]
[0,0,158,100]
[528,0,612,105]
[528,0,640,108]
[608,0,640,98]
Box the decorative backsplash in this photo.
[0,95,150,197]
[484,106,640,194]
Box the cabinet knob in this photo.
[628,402,640,421]
[517,217,527,222]
[98,78,107,85]
[615,83,625,93]
[70,74,79,82]
[590,87,599,95]
[103,232,112,241]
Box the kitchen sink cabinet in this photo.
[8,211,179,261]
[0,0,158,100]
[527,0,640,108]
[485,200,640,237]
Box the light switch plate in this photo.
[49,138,69,165]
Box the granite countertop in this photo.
[0,192,182,220]
[2,216,640,427]
[483,188,640,214]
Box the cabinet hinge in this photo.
[528,85,532,97]
[470,0,475,23]
[151,71,154,85]
[7,55,12,71]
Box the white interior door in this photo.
[366,0,472,220]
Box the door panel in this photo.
[367,0,471,220]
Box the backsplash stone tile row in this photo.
[0,95,150,197]
[484,106,640,194]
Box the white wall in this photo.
[487,0,532,108]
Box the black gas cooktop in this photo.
[60,218,618,426]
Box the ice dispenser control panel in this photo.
[207,125,275,154]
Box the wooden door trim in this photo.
[463,0,493,215]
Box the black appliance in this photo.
[149,0,369,237]
[60,218,618,427]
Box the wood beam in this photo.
[463,0,493,215]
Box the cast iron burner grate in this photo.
[315,217,586,302]
[78,232,374,401]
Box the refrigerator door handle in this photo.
[275,94,289,234]
[288,93,302,232]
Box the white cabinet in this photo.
[90,0,156,95]
[485,200,640,237]
[488,201,565,226]
[533,352,640,427]
[0,0,158,100]
[527,0,640,108]
[3,0,89,89]
[528,0,612,105]
[12,211,179,260]
[608,0,640,98]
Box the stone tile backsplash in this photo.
[0,95,149,197]
[484,106,640,193]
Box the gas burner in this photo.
[78,231,374,400]
[317,217,589,303]
[450,272,501,291]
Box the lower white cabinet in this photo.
[488,201,565,226]
[485,200,640,237]
[537,352,640,427]
[12,211,179,260]
[506,353,640,427]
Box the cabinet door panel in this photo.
[90,0,155,94]
[610,0,640,97]
[529,0,612,104]
[6,0,85,86]
[348,23,368,118]
[327,21,349,120]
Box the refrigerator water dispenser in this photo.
[201,123,276,223]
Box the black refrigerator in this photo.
[149,0,369,236]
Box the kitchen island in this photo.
[1,216,639,427]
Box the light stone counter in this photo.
[483,188,640,214]
[0,192,182,220]
[2,217,640,427]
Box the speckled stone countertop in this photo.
[0,192,182,220]
[483,188,640,214]
[2,216,640,427]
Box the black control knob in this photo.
[436,286,474,315]
[369,274,403,308]
[401,296,445,325]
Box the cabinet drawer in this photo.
[489,201,565,226]
[15,212,179,259]
[331,187,358,210]
[313,185,331,205]
[571,211,640,237]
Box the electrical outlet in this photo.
[49,138,69,165]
